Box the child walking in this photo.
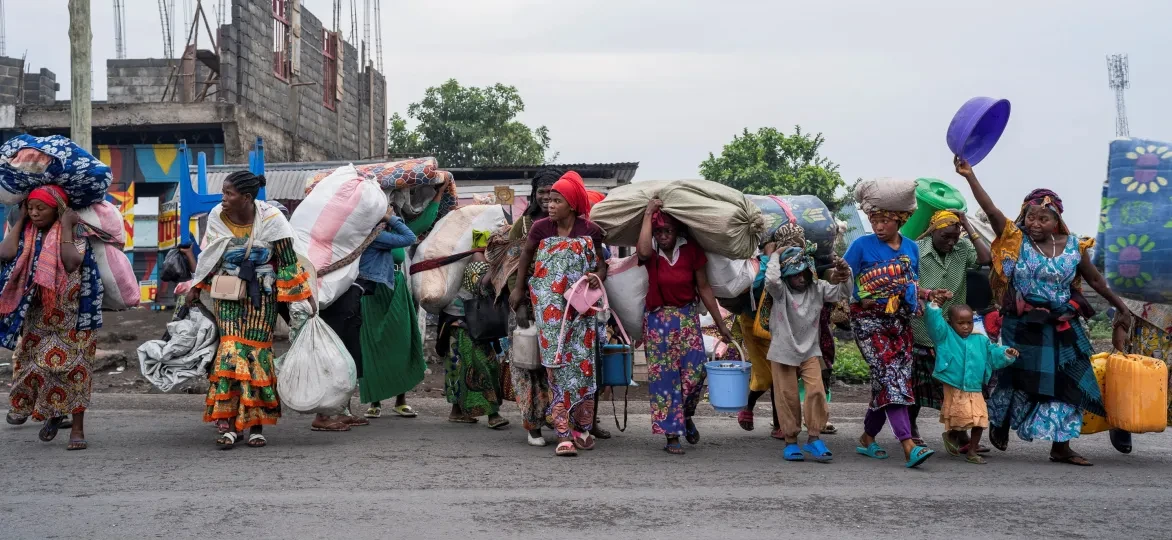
[763,242,852,463]
[924,292,1018,464]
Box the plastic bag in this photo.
[705,253,758,298]
[160,249,193,283]
[275,315,357,414]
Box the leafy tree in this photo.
[387,79,555,167]
[699,125,847,211]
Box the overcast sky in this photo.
[7,0,1172,234]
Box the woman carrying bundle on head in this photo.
[1,186,100,451]
[844,179,936,469]
[956,157,1131,466]
[636,198,733,455]
[184,171,315,449]
[510,171,609,457]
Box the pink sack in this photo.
[78,201,125,247]
[91,242,139,310]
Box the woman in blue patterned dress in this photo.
[957,157,1132,465]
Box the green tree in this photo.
[699,125,847,211]
[386,79,555,167]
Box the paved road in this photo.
[1,395,1169,539]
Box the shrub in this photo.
[832,340,869,384]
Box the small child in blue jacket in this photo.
[924,291,1019,464]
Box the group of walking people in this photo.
[1,158,1143,467]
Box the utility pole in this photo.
[68,0,92,152]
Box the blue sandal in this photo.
[783,443,805,461]
[905,445,935,469]
[803,439,833,463]
[855,441,889,459]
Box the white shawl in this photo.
[192,200,297,286]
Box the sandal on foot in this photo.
[803,440,833,463]
[487,417,511,430]
[364,406,382,419]
[664,439,685,455]
[38,417,63,442]
[910,437,926,447]
[310,420,351,432]
[6,413,27,425]
[821,423,838,435]
[447,415,478,424]
[1049,453,1093,466]
[392,404,418,418]
[856,441,889,460]
[905,446,935,469]
[737,410,755,431]
[771,428,786,440]
[783,443,805,462]
[555,441,578,457]
[965,454,987,465]
[941,432,961,457]
[247,433,267,448]
[216,431,237,450]
[684,418,700,445]
[341,415,370,427]
[958,443,991,454]
[589,425,612,440]
[572,431,595,451]
[67,438,87,451]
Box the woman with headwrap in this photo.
[763,241,851,462]
[956,157,1131,466]
[1,185,100,450]
[844,187,936,468]
[509,171,609,456]
[637,198,733,455]
[184,171,314,449]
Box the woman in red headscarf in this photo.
[0,185,98,450]
[509,171,609,456]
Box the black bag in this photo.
[464,294,510,342]
[161,248,193,283]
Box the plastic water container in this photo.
[1081,353,1111,435]
[600,343,634,387]
[1105,353,1168,433]
[946,97,1011,166]
[900,177,969,239]
[705,360,751,413]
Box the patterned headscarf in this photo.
[778,243,816,278]
[916,210,960,239]
[772,222,806,249]
[1015,188,1068,234]
[866,208,914,225]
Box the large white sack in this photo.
[705,253,758,299]
[290,164,386,308]
[604,255,648,345]
[410,204,507,313]
[275,315,357,415]
[854,177,917,214]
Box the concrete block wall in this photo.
[23,69,59,105]
[0,57,24,105]
[107,59,174,104]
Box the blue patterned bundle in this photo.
[0,134,113,209]
[1101,137,1172,303]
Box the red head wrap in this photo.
[586,190,605,207]
[27,185,68,209]
[552,171,591,218]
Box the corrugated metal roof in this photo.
[202,169,334,200]
[839,201,871,245]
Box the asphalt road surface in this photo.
[2,395,1169,540]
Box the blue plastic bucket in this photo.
[704,360,752,413]
[946,97,1011,166]
[601,344,634,386]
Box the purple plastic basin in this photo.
[946,97,1011,166]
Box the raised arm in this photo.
[0,204,25,262]
[955,156,1008,237]
[636,198,661,261]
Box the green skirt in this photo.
[358,272,426,403]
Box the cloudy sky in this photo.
[8,0,1172,233]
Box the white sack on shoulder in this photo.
[275,316,357,415]
[705,253,758,299]
[410,204,506,313]
[603,255,647,345]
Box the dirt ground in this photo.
[0,307,1107,405]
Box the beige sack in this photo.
[588,181,672,246]
[854,177,917,214]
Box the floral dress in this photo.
[530,236,602,439]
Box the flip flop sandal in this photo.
[910,437,926,447]
[1049,454,1093,467]
[802,440,833,463]
[487,418,511,430]
[6,413,27,425]
[684,419,700,445]
[311,421,351,432]
[55,416,72,430]
[821,424,838,435]
[664,441,685,455]
[572,431,596,451]
[342,416,370,427]
[589,426,612,440]
[447,415,478,424]
[783,443,805,462]
[770,428,786,440]
[958,443,991,454]
[66,439,88,451]
[38,417,62,442]
[737,410,755,431]
[247,434,267,448]
[364,407,382,419]
[393,405,418,418]
[905,446,935,469]
[855,441,889,460]
[217,431,237,450]
[941,432,961,457]
[555,441,578,457]
[965,454,987,465]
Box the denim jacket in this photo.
[358,216,416,290]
